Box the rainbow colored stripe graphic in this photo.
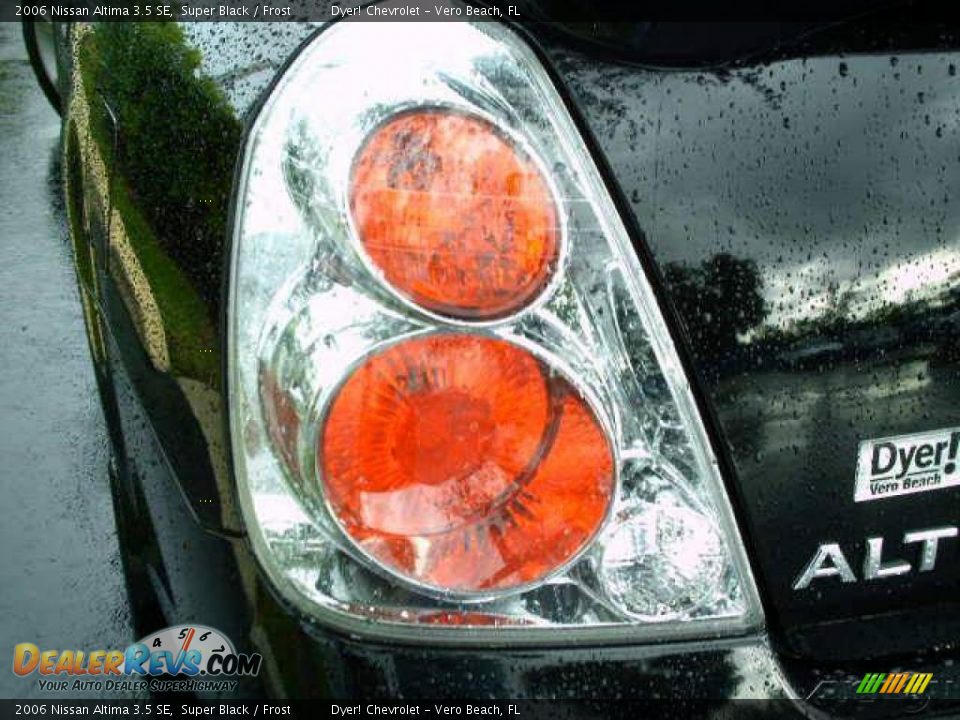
[856,672,933,695]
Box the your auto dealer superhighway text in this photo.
[331,706,518,716]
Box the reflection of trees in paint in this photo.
[86,22,242,312]
[664,253,768,356]
[77,22,242,383]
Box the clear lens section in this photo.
[228,9,761,643]
[594,481,729,621]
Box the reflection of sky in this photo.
[551,47,960,330]
[762,246,960,325]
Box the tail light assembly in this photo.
[228,9,762,644]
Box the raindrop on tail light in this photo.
[349,110,561,321]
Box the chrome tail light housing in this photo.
[227,8,761,644]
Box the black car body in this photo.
[24,2,960,710]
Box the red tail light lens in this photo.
[320,334,615,594]
[349,110,561,321]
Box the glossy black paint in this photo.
[46,8,960,702]
[542,34,960,662]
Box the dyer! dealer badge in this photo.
[855,427,960,502]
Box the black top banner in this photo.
[8,0,960,23]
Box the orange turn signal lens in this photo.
[319,334,615,594]
[349,110,560,320]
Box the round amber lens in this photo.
[319,334,615,593]
[350,110,560,320]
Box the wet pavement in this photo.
[0,23,135,698]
